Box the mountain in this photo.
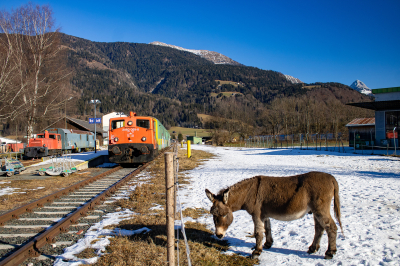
[149,41,242,66]
[284,74,303,84]
[58,33,374,133]
[350,80,372,96]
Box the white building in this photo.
[102,112,127,132]
[0,137,22,144]
[101,112,127,145]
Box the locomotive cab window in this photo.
[111,120,125,130]
[57,135,61,141]
[49,134,56,139]
[137,119,150,129]
[37,135,44,138]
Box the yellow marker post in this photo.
[181,141,183,148]
[187,140,191,158]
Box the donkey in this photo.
[205,171,343,260]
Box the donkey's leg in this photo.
[325,216,338,259]
[313,213,338,259]
[307,215,324,254]
[263,217,273,249]
[251,214,265,259]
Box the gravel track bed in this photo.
[33,208,78,212]
[0,235,35,245]
[77,217,102,224]
[0,227,43,234]
[0,167,138,265]
[47,201,84,204]
[0,249,14,259]
[58,198,96,202]
[54,232,86,242]
[25,257,54,266]
[19,213,68,218]
[4,220,55,226]
[94,205,118,213]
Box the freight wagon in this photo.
[108,112,170,164]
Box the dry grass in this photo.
[93,147,258,265]
[0,169,103,212]
[76,248,97,259]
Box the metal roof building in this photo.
[347,87,400,147]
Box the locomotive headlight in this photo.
[127,121,133,126]
[43,144,46,147]
[114,137,119,142]
[141,137,146,142]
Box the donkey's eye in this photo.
[223,214,228,219]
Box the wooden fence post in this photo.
[165,152,175,266]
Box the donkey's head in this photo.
[205,188,234,239]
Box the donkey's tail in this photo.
[333,177,344,236]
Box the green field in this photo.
[210,91,242,97]
[215,80,240,87]
[168,127,211,138]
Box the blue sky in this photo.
[3,0,400,89]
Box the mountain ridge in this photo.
[149,41,242,66]
[58,33,373,131]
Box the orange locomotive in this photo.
[108,112,170,164]
[24,130,62,157]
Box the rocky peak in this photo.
[350,80,372,95]
[150,41,242,66]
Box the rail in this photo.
[0,145,172,266]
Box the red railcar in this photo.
[24,130,62,158]
[5,143,25,152]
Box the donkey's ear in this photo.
[205,189,214,202]
[222,189,229,204]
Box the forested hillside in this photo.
[60,33,373,136]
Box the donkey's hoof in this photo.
[251,250,262,259]
[307,245,320,254]
[324,250,336,259]
[263,242,273,249]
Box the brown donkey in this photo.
[205,171,343,259]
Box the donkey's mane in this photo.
[217,176,258,196]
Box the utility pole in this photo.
[90,99,101,153]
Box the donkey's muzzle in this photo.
[216,234,224,239]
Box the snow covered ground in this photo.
[54,145,400,265]
[31,150,109,167]
[178,145,400,265]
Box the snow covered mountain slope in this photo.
[350,80,373,95]
[284,74,303,84]
[150,41,242,66]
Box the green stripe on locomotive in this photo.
[154,118,170,150]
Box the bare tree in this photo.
[0,3,71,139]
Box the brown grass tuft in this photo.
[76,248,97,259]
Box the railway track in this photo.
[0,160,154,265]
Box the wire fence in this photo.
[222,133,398,156]
[225,133,348,153]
